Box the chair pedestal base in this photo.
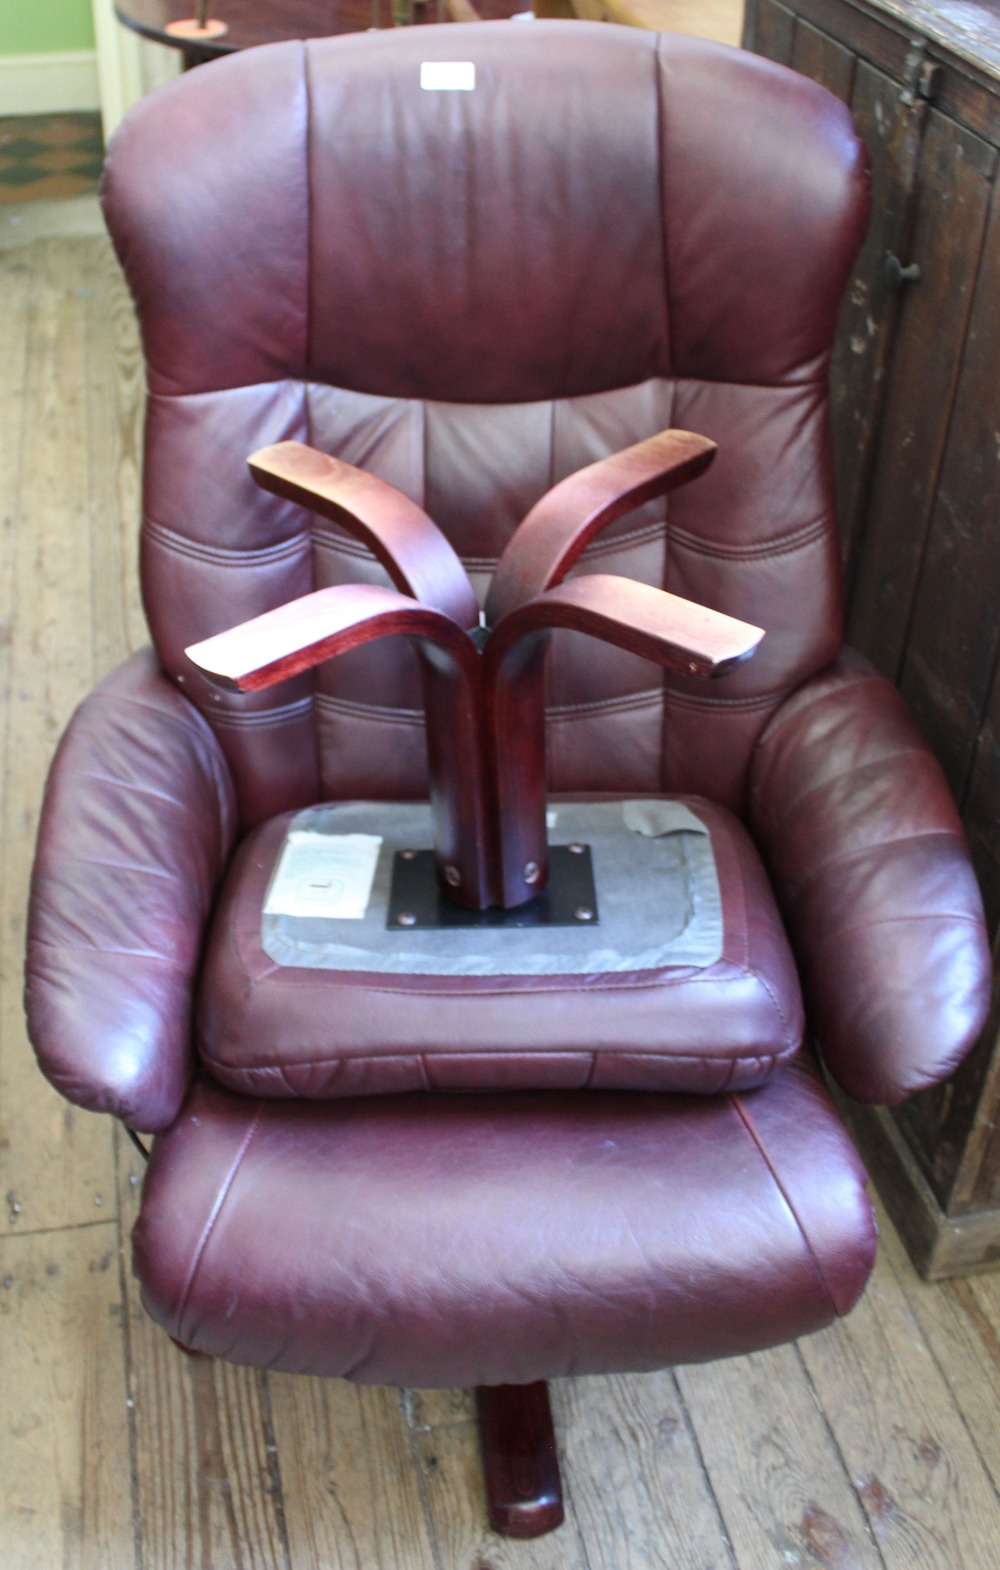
[475,1382,565,1538]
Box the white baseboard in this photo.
[0,51,101,116]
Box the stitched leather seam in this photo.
[749,742,930,822]
[71,770,191,813]
[802,910,986,963]
[654,35,673,373]
[204,699,313,730]
[150,372,828,407]
[85,689,235,853]
[244,966,795,1003]
[91,688,217,735]
[668,513,831,562]
[145,516,310,567]
[31,937,188,965]
[50,855,185,885]
[576,520,668,561]
[176,1104,265,1341]
[313,528,381,564]
[783,827,965,901]
[314,692,424,725]
[729,1093,839,1317]
[209,1049,786,1072]
[752,669,880,749]
[548,689,661,719]
[663,686,785,713]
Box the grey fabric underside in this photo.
[261,801,724,977]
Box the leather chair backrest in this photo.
[102,22,869,827]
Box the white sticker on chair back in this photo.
[420,62,476,91]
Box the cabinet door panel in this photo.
[746,0,795,64]
[790,16,855,100]
[908,182,1000,832]
[832,62,926,572]
[846,109,996,681]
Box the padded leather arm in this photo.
[485,429,716,626]
[747,650,991,1104]
[25,649,238,1132]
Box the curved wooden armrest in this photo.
[483,575,761,907]
[486,575,763,681]
[485,429,716,627]
[249,442,480,632]
[187,586,492,907]
[186,583,477,692]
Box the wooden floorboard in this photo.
[3,208,1000,1569]
[0,235,120,1243]
[0,1222,135,1568]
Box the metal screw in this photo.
[397,911,417,927]
[523,861,540,884]
[444,864,461,888]
[568,842,586,855]
[574,905,595,923]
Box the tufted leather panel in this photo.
[132,1051,876,1387]
[196,795,804,1098]
[101,24,869,825]
[748,650,991,1104]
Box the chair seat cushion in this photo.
[196,795,804,1098]
[132,1050,875,1387]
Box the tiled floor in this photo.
[0,112,103,203]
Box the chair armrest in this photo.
[248,442,480,632]
[485,429,716,626]
[25,649,238,1132]
[747,650,991,1104]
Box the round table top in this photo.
[116,0,524,54]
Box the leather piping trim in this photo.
[176,1102,265,1341]
[729,1092,839,1317]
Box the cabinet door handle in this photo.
[885,253,922,289]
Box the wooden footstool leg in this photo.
[475,1381,565,1538]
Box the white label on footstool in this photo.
[263,832,382,921]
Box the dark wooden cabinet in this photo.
[745,0,1000,1276]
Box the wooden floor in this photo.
[3,203,1000,1570]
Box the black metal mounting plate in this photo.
[386,846,599,931]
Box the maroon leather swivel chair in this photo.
[25,22,991,1538]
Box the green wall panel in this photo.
[0,0,95,55]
